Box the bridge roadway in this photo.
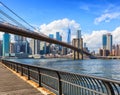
[0,22,91,56]
[0,62,43,95]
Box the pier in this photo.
[0,62,43,95]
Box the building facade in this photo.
[102,33,112,55]
[56,32,62,51]
[3,33,10,56]
[0,40,2,56]
[77,30,81,39]
[14,35,28,53]
[67,28,71,44]
[10,42,15,53]
[29,39,40,55]
[49,34,54,39]
[56,32,61,41]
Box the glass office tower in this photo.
[3,33,10,56]
[102,33,112,52]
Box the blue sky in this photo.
[0,0,120,51]
[1,0,120,32]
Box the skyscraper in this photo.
[56,32,60,41]
[102,33,112,53]
[56,32,62,50]
[60,35,62,41]
[0,40,2,56]
[49,34,54,39]
[77,30,81,39]
[14,35,27,53]
[77,30,82,49]
[102,34,107,49]
[67,28,71,44]
[3,33,10,56]
[29,39,40,55]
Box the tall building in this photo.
[56,32,60,41]
[20,41,29,54]
[40,41,45,54]
[14,35,23,41]
[102,33,112,53]
[14,35,28,53]
[67,28,71,44]
[77,30,81,39]
[112,44,120,56]
[10,42,15,53]
[77,30,82,49]
[102,35,107,49]
[56,32,62,51]
[49,34,54,39]
[60,35,62,41]
[3,33,10,56]
[0,40,2,56]
[83,43,89,53]
[29,39,40,55]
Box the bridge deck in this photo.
[0,62,43,95]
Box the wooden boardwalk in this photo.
[0,63,43,95]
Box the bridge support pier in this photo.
[74,50,76,60]
[73,50,83,60]
[77,51,83,60]
[77,51,79,60]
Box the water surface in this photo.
[8,58,120,80]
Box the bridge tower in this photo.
[72,38,83,60]
[72,30,83,60]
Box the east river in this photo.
[8,58,120,81]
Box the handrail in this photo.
[1,59,120,95]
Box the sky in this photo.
[0,0,120,52]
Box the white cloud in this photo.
[94,12,120,24]
[0,32,4,39]
[39,18,80,42]
[112,27,120,44]
[83,30,108,52]
[83,26,120,52]
[39,18,120,53]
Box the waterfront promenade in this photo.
[0,62,43,95]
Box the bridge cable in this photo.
[0,1,36,30]
[0,16,7,22]
[0,9,26,28]
[0,2,49,38]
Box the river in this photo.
[8,58,120,81]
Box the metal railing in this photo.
[1,59,120,95]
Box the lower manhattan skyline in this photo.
[0,0,120,52]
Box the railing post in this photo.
[13,63,15,71]
[38,68,41,87]
[11,63,12,69]
[56,72,62,95]
[16,64,18,73]
[10,62,11,68]
[27,66,30,80]
[21,64,23,76]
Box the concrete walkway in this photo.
[0,63,43,95]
